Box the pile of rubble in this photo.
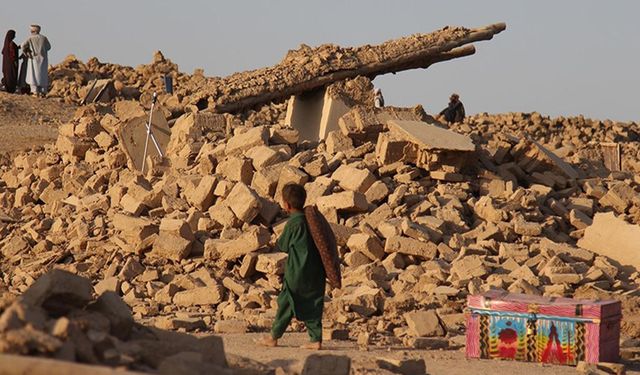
[0,269,239,374]
[2,80,640,362]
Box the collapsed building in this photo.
[1,21,640,374]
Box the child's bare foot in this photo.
[256,336,277,347]
[301,341,322,350]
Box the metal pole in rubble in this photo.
[141,92,164,174]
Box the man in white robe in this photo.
[21,25,51,96]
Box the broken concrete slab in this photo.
[387,120,475,152]
[116,111,170,172]
[578,212,640,271]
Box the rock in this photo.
[150,219,194,261]
[21,270,93,314]
[90,291,134,340]
[365,181,390,204]
[214,320,249,334]
[94,277,120,295]
[225,126,269,156]
[325,131,354,155]
[347,233,385,261]
[217,226,271,261]
[301,354,351,375]
[404,310,445,337]
[376,357,427,375]
[599,182,638,213]
[246,145,283,170]
[117,257,145,281]
[225,183,262,223]
[255,253,288,275]
[331,164,376,193]
[174,286,225,307]
[316,191,368,213]
[384,236,437,260]
[185,175,217,211]
[569,208,593,230]
[216,157,253,185]
[322,328,349,341]
[342,285,384,317]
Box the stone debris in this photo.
[0,270,232,372]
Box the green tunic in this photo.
[276,211,326,321]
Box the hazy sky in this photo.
[2,1,639,121]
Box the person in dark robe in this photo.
[2,30,19,93]
[439,93,466,123]
[259,184,326,350]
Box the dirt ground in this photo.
[0,91,76,155]
[220,332,639,374]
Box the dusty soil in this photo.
[0,91,76,155]
[220,332,638,374]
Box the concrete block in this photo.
[226,183,262,223]
[316,191,368,213]
[246,145,283,170]
[365,181,390,204]
[404,310,445,337]
[216,157,253,185]
[208,202,241,228]
[218,226,271,261]
[255,253,288,275]
[347,233,385,261]
[331,164,376,193]
[301,354,351,375]
[173,286,224,306]
[185,175,217,211]
[326,131,354,155]
[384,236,437,260]
[225,126,269,156]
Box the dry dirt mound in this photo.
[0,92,76,155]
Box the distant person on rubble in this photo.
[1,30,19,93]
[438,93,465,123]
[374,88,385,108]
[258,184,326,350]
[21,24,50,97]
[2,30,19,93]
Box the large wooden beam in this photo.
[207,23,506,113]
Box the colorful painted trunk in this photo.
[466,291,621,365]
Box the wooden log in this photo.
[210,22,506,113]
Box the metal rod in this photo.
[141,92,158,174]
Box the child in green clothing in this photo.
[259,184,326,349]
